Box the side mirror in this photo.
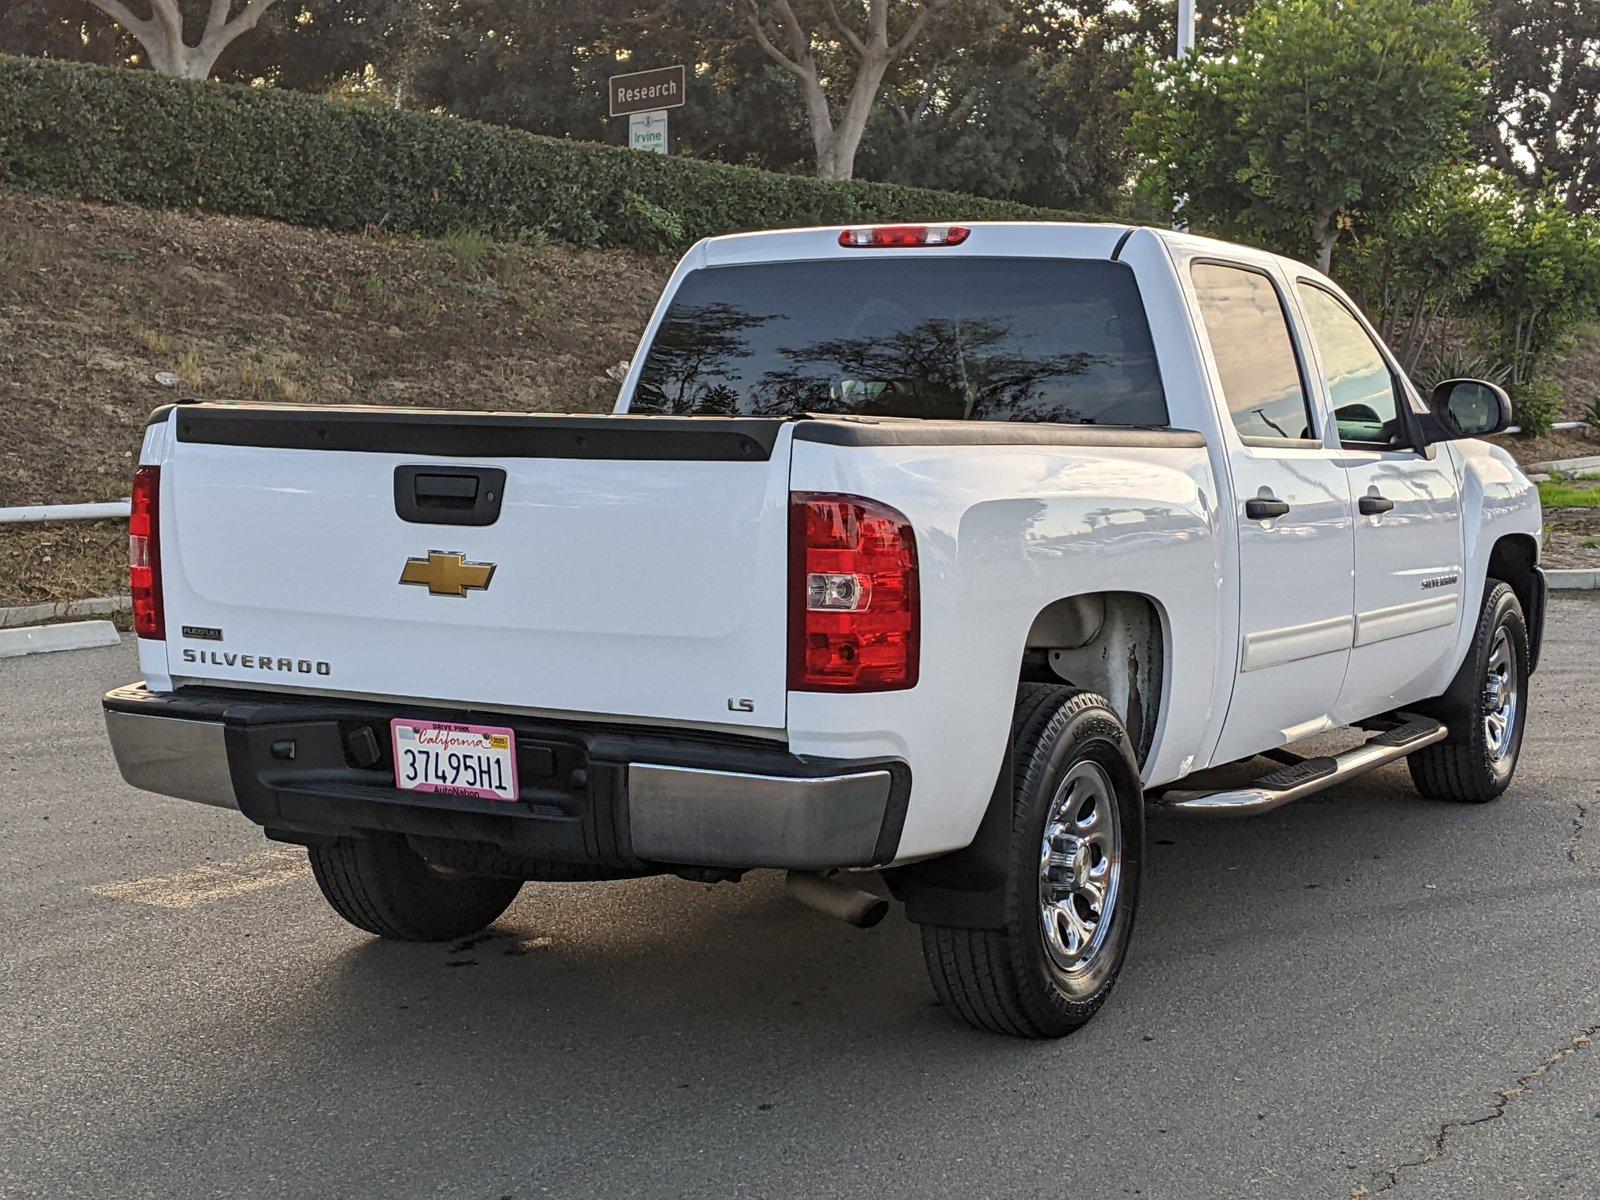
[1423,378,1513,443]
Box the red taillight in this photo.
[129,465,164,640]
[789,494,919,692]
[838,224,970,248]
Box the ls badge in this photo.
[399,551,497,598]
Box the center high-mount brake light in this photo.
[129,465,165,640]
[838,224,970,248]
[790,494,919,692]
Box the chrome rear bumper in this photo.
[627,763,892,868]
[104,708,237,809]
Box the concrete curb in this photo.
[0,595,130,630]
[1547,569,1599,590]
[1528,454,1600,477]
[0,620,122,659]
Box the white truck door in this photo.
[1188,261,1357,766]
[1292,282,1466,722]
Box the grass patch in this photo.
[437,227,493,277]
[0,225,49,278]
[1538,475,1600,509]
[236,360,310,404]
[132,326,174,355]
[175,346,205,388]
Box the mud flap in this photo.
[882,743,1014,930]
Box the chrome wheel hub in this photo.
[1038,760,1122,976]
[1482,628,1520,764]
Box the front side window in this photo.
[1190,263,1315,442]
[629,257,1168,425]
[1296,285,1408,448]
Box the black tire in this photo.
[308,835,522,941]
[920,685,1144,1038]
[1408,580,1530,803]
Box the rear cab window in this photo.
[627,257,1168,425]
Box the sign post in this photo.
[1172,1,1197,230]
[610,65,686,156]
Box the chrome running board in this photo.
[1154,716,1448,816]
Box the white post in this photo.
[1172,0,1197,230]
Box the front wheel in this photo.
[921,686,1144,1038]
[1408,580,1530,803]
[308,835,522,941]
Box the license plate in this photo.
[391,718,519,802]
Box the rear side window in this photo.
[629,257,1167,425]
[1191,263,1316,442]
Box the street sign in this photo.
[609,65,686,118]
[628,110,669,155]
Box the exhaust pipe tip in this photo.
[785,870,890,929]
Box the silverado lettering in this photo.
[180,649,330,675]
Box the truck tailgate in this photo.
[155,407,793,731]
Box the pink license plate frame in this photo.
[390,718,519,802]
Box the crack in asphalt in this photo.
[1355,1023,1600,1196]
[1570,801,1589,865]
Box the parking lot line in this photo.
[88,848,308,909]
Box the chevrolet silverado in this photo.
[104,222,1544,1037]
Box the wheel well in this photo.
[1018,592,1164,767]
[1486,532,1543,672]
[1487,533,1537,612]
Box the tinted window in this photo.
[1191,263,1314,441]
[1297,285,1407,448]
[629,258,1167,425]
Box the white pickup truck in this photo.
[104,222,1544,1038]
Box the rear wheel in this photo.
[1408,580,1529,803]
[308,835,522,941]
[920,686,1144,1038]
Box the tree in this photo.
[1343,168,1514,373]
[226,0,421,94]
[407,0,608,138]
[400,0,813,169]
[1125,0,1486,271]
[0,0,138,67]
[852,1,1132,209]
[78,0,281,79]
[1480,0,1600,214]
[2,0,409,92]
[1464,192,1600,387]
[741,0,957,180]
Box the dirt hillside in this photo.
[0,194,671,509]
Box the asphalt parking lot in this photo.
[2,596,1596,1200]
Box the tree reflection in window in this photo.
[754,318,1103,421]
[629,257,1167,427]
[632,301,783,415]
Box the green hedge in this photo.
[0,54,1102,252]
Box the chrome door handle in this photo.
[1245,498,1291,520]
[1358,495,1395,516]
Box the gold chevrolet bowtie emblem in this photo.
[399,551,497,597]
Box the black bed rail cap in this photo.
[170,403,786,461]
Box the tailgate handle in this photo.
[394,465,507,526]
